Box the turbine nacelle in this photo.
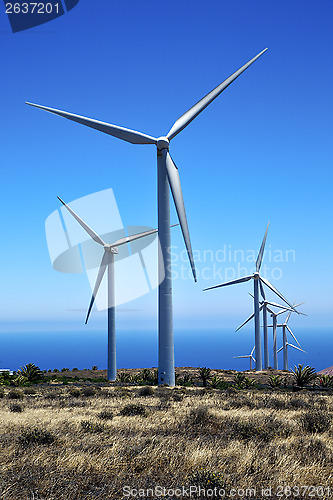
[253,272,260,280]
[105,245,118,254]
[156,136,170,150]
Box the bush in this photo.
[72,367,79,372]
[69,388,81,397]
[292,365,317,387]
[117,372,132,383]
[97,410,113,420]
[209,375,228,389]
[18,427,55,446]
[61,368,70,372]
[300,409,332,434]
[138,386,154,396]
[0,388,5,398]
[80,420,105,433]
[189,469,225,490]
[8,389,24,400]
[53,369,60,373]
[91,365,98,370]
[120,404,148,417]
[9,403,24,413]
[23,387,37,395]
[81,386,96,397]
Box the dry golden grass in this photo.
[0,379,333,499]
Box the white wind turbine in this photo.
[27,48,267,385]
[237,295,294,369]
[234,346,256,370]
[274,307,306,370]
[204,223,296,371]
[58,196,172,381]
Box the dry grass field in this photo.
[0,369,333,499]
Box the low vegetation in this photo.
[0,364,331,498]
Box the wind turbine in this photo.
[58,196,171,381]
[274,307,306,370]
[236,295,294,370]
[234,346,256,370]
[27,49,268,386]
[204,223,296,371]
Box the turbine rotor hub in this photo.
[253,272,260,279]
[157,136,170,150]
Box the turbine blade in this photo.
[203,275,253,292]
[277,346,283,353]
[26,102,157,145]
[111,226,166,247]
[58,196,106,246]
[85,251,109,324]
[266,300,293,310]
[286,325,301,347]
[235,312,255,332]
[275,307,291,316]
[233,355,249,359]
[250,346,255,356]
[166,49,268,140]
[259,279,266,300]
[251,356,256,363]
[164,150,197,282]
[287,343,306,353]
[259,276,295,311]
[256,222,269,272]
[286,309,293,323]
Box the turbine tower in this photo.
[234,346,256,370]
[27,49,267,385]
[58,196,167,381]
[204,223,296,371]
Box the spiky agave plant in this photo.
[291,364,317,387]
[17,363,43,384]
[319,374,333,388]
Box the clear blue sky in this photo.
[1,0,332,333]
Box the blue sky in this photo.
[0,0,332,335]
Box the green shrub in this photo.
[97,410,113,420]
[8,389,24,400]
[53,369,60,373]
[92,365,98,370]
[72,367,79,371]
[61,368,70,372]
[292,364,317,387]
[178,373,193,387]
[138,386,154,396]
[120,403,148,417]
[300,409,332,434]
[80,420,105,433]
[18,427,55,446]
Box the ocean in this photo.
[0,326,331,373]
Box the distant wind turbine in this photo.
[27,48,267,385]
[204,223,296,371]
[58,196,175,381]
[237,295,294,369]
[234,346,256,370]
[273,306,306,370]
